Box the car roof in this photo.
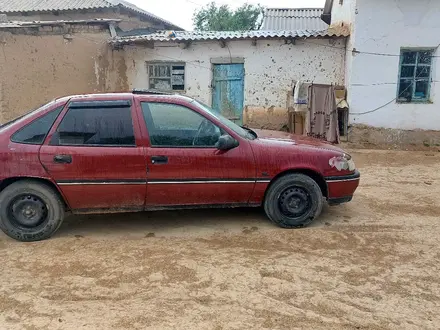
[63,92,195,103]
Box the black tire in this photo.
[264,174,323,228]
[0,180,65,242]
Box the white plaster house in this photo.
[109,1,440,145]
[111,29,348,129]
[323,0,440,143]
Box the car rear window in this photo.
[0,100,58,131]
[10,106,64,145]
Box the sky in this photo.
[129,0,326,30]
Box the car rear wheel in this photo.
[264,174,323,228]
[0,181,65,242]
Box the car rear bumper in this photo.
[325,170,360,204]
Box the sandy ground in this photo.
[1,149,440,330]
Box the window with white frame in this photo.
[398,49,433,102]
[147,62,185,91]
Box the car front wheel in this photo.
[0,180,65,242]
[264,173,323,228]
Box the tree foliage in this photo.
[193,2,263,31]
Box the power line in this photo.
[349,43,440,115]
[300,39,440,58]
[298,40,440,115]
[117,39,439,116]
[143,47,428,114]
[119,35,438,62]
[349,98,397,116]
[18,28,440,118]
[352,81,439,86]
[349,63,438,115]
[142,47,439,86]
[350,83,425,116]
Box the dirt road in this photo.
[1,149,440,330]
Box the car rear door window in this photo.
[141,102,222,147]
[51,104,135,146]
[11,106,63,145]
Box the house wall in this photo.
[330,0,355,27]
[0,25,127,123]
[329,0,357,116]
[123,38,346,130]
[5,8,168,31]
[345,0,440,132]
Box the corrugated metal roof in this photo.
[0,0,182,30]
[261,8,328,30]
[0,0,114,12]
[0,18,120,28]
[110,29,349,45]
[111,0,180,29]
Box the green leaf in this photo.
[193,2,264,31]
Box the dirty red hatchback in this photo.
[0,91,360,241]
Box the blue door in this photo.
[212,64,245,124]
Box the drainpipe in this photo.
[321,0,334,24]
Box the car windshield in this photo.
[0,100,58,130]
[192,100,257,140]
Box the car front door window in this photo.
[140,100,256,207]
[141,102,222,147]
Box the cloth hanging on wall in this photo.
[305,84,340,144]
[293,80,311,113]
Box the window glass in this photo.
[141,102,221,147]
[398,80,413,100]
[400,65,415,78]
[147,63,185,91]
[398,50,433,102]
[402,52,417,64]
[1,100,59,130]
[11,106,63,145]
[53,106,135,146]
[416,66,430,78]
[192,100,257,140]
[419,51,432,65]
[415,80,429,99]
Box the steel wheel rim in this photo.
[7,194,49,228]
[278,186,312,218]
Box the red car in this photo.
[0,91,360,241]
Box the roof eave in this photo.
[265,7,324,11]
[0,4,184,31]
[0,18,121,29]
[109,30,350,46]
[115,4,184,31]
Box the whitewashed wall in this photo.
[340,0,440,130]
[331,0,355,26]
[124,38,346,129]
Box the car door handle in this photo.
[151,156,168,164]
[53,154,72,164]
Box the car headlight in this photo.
[329,153,356,171]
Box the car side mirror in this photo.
[216,134,239,151]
